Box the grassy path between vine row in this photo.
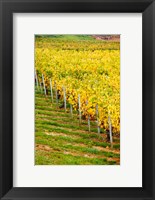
[35,90,120,165]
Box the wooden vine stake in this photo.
[86,100,90,132]
[78,94,82,124]
[108,113,113,148]
[35,68,39,89]
[96,104,100,134]
[42,74,46,96]
[70,104,73,118]
[63,86,67,112]
[50,79,53,102]
[55,82,58,106]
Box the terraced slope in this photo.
[35,90,120,165]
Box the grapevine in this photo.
[35,36,120,134]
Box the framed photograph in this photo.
[0,0,155,199]
[34,33,120,166]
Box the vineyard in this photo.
[35,35,120,165]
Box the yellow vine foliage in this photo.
[35,37,120,134]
